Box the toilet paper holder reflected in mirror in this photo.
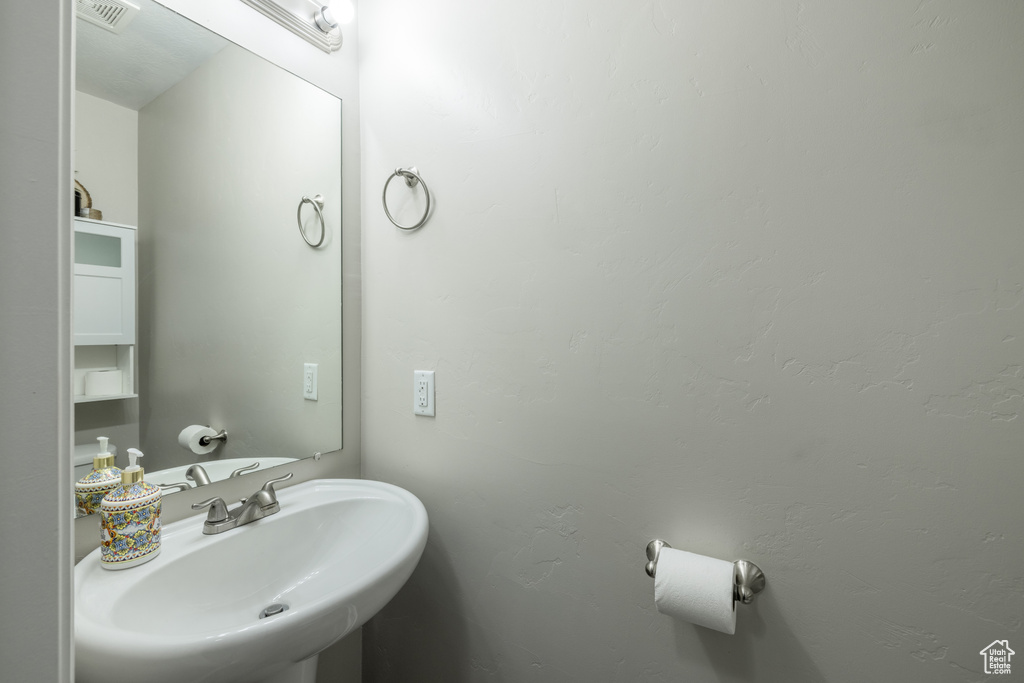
[199,429,228,447]
[645,540,766,605]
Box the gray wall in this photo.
[138,44,343,471]
[74,91,139,227]
[359,0,1024,681]
[0,1,74,681]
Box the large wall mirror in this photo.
[73,0,342,515]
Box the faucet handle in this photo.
[158,481,192,493]
[191,497,230,523]
[229,462,260,478]
[259,472,294,501]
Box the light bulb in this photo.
[330,0,355,24]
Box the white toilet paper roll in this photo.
[178,425,219,455]
[654,548,737,634]
[84,370,123,397]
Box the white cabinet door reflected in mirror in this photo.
[74,218,136,346]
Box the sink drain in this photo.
[259,603,289,619]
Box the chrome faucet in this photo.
[186,464,212,486]
[191,472,294,535]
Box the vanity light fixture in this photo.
[238,0,354,53]
[313,5,338,33]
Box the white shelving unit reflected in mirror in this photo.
[74,218,137,403]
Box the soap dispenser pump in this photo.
[99,448,162,570]
[75,436,122,516]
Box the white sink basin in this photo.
[75,479,428,683]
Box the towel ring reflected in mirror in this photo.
[297,194,326,247]
[383,167,431,231]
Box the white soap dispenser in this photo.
[74,436,122,516]
[99,448,162,570]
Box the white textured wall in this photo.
[0,1,74,681]
[74,91,138,226]
[359,1,1024,681]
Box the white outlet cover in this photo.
[414,370,435,416]
[304,363,318,401]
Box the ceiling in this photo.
[76,0,229,111]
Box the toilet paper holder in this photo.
[645,540,766,605]
[199,429,228,447]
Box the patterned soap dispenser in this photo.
[99,448,162,570]
[75,436,122,516]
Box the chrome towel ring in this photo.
[297,194,326,247]
[383,167,431,231]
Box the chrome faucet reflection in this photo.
[191,472,294,535]
[185,464,212,486]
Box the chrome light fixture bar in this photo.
[238,0,349,53]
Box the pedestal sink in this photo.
[75,479,428,683]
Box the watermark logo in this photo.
[980,640,1014,675]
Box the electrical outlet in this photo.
[304,363,318,400]
[414,370,434,416]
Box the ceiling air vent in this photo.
[76,0,140,34]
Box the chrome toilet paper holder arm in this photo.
[199,428,228,447]
[645,540,766,605]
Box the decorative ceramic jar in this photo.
[75,436,121,516]
[99,449,162,570]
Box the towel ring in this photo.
[297,194,326,247]
[383,167,431,231]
